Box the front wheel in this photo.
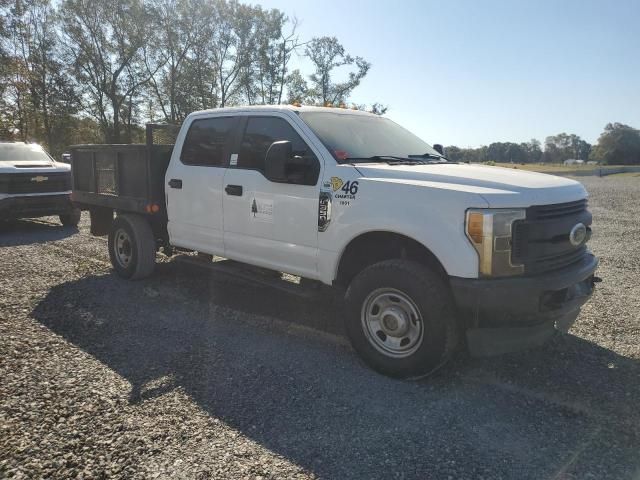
[108,214,156,280]
[344,259,459,378]
[59,208,81,227]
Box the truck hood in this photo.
[0,159,69,173]
[354,163,587,208]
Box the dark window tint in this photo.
[238,117,313,172]
[181,117,236,166]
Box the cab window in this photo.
[237,116,318,183]
[180,117,236,166]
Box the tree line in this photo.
[0,0,381,156]
[446,123,640,166]
[2,0,638,166]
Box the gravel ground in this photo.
[1,175,639,479]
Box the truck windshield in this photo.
[0,144,52,162]
[298,111,443,163]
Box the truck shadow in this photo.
[0,218,77,247]
[31,261,640,479]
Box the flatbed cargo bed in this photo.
[70,124,179,216]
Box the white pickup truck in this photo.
[0,141,80,225]
[70,106,599,378]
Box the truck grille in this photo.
[527,199,587,220]
[0,172,71,194]
[512,200,591,275]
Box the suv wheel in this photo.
[59,208,81,227]
[345,259,458,378]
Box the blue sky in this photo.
[255,0,640,147]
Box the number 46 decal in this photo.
[341,181,359,195]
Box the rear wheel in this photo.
[59,207,81,227]
[108,214,156,279]
[344,259,458,378]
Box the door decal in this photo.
[250,196,274,222]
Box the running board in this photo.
[173,254,329,300]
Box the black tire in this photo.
[197,252,213,262]
[344,259,459,378]
[108,214,156,280]
[59,208,81,227]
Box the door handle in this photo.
[225,184,243,196]
[168,179,182,189]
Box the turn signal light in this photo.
[465,208,526,277]
[467,212,484,243]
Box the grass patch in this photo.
[482,163,637,175]
[604,172,640,178]
[491,163,595,173]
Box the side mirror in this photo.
[264,140,292,183]
[433,144,445,156]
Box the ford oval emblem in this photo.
[569,223,587,247]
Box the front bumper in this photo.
[0,193,75,219]
[450,253,599,356]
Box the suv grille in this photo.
[512,200,591,275]
[0,172,71,194]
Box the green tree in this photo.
[145,0,205,123]
[210,0,263,107]
[544,133,590,163]
[0,0,383,148]
[370,103,388,115]
[520,139,542,163]
[59,0,161,142]
[285,68,310,104]
[445,145,463,162]
[239,10,299,106]
[177,0,219,112]
[0,0,10,71]
[590,123,640,165]
[0,0,78,154]
[444,145,488,163]
[487,142,527,163]
[304,36,370,106]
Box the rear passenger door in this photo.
[165,115,238,254]
[222,114,323,279]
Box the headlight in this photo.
[465,208,526,277]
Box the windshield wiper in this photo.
[343,156,427,165]
[408,153,450,163]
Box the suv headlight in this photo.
[465,208,526,277]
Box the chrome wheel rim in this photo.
[361,288,424,358]
[114,228,133,268]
